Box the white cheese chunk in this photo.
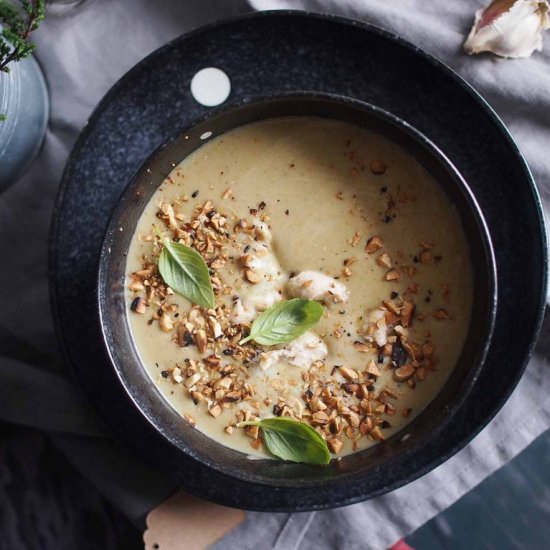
[258,332,328,371]
[286,271,349,303]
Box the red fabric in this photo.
[389,539,415,550]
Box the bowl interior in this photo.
[98,95,496,489]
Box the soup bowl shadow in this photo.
[97,93,497,510]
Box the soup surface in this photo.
[125,116,473,459]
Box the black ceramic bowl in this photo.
[98,94,496,510]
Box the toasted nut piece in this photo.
[240,254,254,267]
[222,188,233,199]
[420,251,432,264]
[394,325,409,339]
[159,313,174,332]
[353,341,371,353]
[377,253,392,269]
[401,301,415,328]
[385,311,399,325]
[286,395,304,418]
[339,367,359,381]
[359,399,371,414]
[433,309,449,320]
[245,425,260,439]
[195,329,207,354]
[342,382,360,395]
[208,317,223,339]
[129,281,145,292]
[345,411,360,428]
[365,360,381,377]
[393,364,415,382]
[370,160,387,174]
[130,297,147,314]
[309,398,327,412]
[171,366,181,379]
[344,426,355,439]
[356,384,369,399]
[371,426,385,440]
[208,403,222,418]
[245,269,261,284]
[360,416,373,435]
[328,438,343,454]
[383,300,401,315]
[250,438,262,450]
[311,411,330,426]
[225,425,234,434]
[191,391,204,404]
[402,408,412,417]
[204,354,220,367]
[225,391,241,402]
[329,417,343,435]
[184,373,202,388]
[385,269,399,281]
[365,235,384,254]
[214,376,232,390]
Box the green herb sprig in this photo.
[157,238,215,309]
[238,417,331,465]
[0,1,45,73]
[239,298,323,346]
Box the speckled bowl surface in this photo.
[49,12,546,511]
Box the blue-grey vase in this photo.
[0,51,49,192]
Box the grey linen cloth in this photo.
[1,0,549,548]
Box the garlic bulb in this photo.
[464,0,550,58]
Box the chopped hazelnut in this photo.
[208,404,222,418]
[433,309,449,320]
[311,411,329,426]
[359,416,373,435]
[365,360,381,377]
[339,367,359,380]
[195,329,207,354]
[365,235,384,254]
[353,341,371,353]
[370,160,387,174]
[159,313,174,332]
[245,269,261,284]
[401,302,415,328]
[328,438,343,454]
[131,297,147,314]
[393,364,415,382]
[377,253,392,268]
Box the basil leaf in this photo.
[238,418,331,465]
[239,298,323,345]
[158,240,215,309]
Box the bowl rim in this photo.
[97,91,498,488]
[48,9,548,511]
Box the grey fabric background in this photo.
[1,1,549,548]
